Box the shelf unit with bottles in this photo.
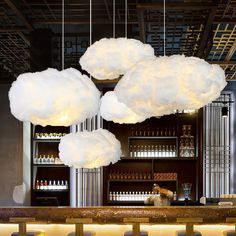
[103,111,202,206]
[31,125,70,206]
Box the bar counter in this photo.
[0,206,236,224]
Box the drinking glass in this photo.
[182,183,192,200]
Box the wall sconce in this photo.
[221,106,228,118]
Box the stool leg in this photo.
[186,223,194,236]
[75,223,84,236]
[19,222,27,236]
[132,223,140,236]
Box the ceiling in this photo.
[0,0,235,82]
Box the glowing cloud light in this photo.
[59,129,121,168]
[9,68,100,126]
[115,55,227,118]
[100,91,146,124]
[80,37,155,80]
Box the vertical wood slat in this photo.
[204,94,231,197]
[74,114,103,206]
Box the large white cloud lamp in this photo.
[8,68,101,126]
[100,91,146,124]
[59,129,121,168]
[114,55,227,119]
[80,37,155,80]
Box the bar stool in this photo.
[225,217,236,236]
[11,232,45,236]
[176,217,203,236]
[123,217,149,236]
[67,232,95,236]
[175,231,202,236]
[222,231,236,236]
[66,217,94,236]
[9,217,42,236]
[124,230,148,236]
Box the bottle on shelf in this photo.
[130,145,133,158]
[173,191,177,201]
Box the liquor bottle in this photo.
[144,145,147,157]
[35,180,40,190]
[44,180,48,190]
[154,145,158,157]
[133,145,137,157]
[109,192,112,201]
[162,145,166,157]
[166,145,169,157]
[173,191,177,201]
[39,180,44,190]
[130,145,133,158]
[65,180,68,190]
[151,145,155,157]
[48,180,52,190]
[50,155,54,164]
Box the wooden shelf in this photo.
[121,157,197,160]
[33,139,61,143]
[107,200,144,204]
[33,189,69,192]
[109,179,177,182]
[33,164,67,167]
[128,136,178,139]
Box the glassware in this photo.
[182,183,192,200]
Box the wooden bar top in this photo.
[0,206,236,224]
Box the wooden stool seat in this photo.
[124,230,148,236]
[11,232,44,236]
[175,231,202,236]
[222,231,236,236]
[67,232,96,236]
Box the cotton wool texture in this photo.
[115,55,227,118]
[8,68,101,126]
[59,129,121,168]
[79,37,155,80]
[100,91,146,124]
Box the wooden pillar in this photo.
[177,218,203,236]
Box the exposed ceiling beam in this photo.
[32,19,137,25]
[0,27,28,32]
[197,6,217,58]
[214,18,236,24]
[225,41,236,61]
[4,0,33,31]
[17,32,30,46]
[210,61,236,65]
[136,3,217,10]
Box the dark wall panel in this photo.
[0,84,23,205]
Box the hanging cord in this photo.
[163,0,166,56]
[125,0,127,38]
[62,0,65,69]
[90,0,92,46]
[113,0,116,38]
